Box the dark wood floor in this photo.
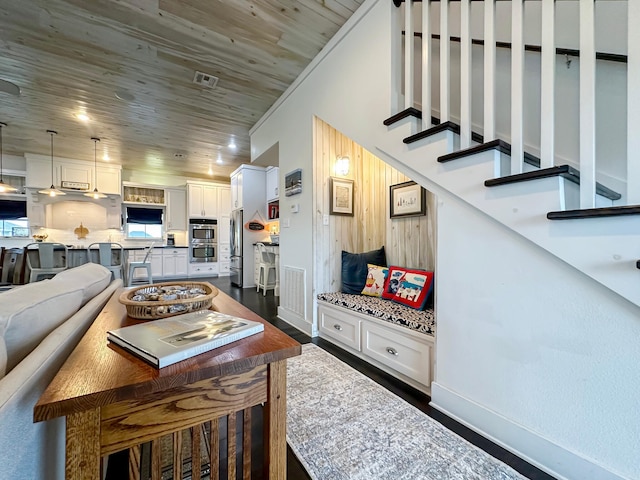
[208,276,557,480]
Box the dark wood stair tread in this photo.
[547,205,640,220]
[485,165,621,201]
[383,108,422,126]
[437,139,511,163]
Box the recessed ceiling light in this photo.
[115,90,135,102]
[208,166,213,175]
[228,136,237,150]
[75,113,90,122]
[216,158,223,165]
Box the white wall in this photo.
[434,194,640,480]
[250,1,639,478]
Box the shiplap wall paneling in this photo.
[314,118,435,295]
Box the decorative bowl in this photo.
[33,233,48,242]
[118,281,218,320]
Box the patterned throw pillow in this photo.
[361,264,389,297]
[391,269,435,310]
[381,266,408,300]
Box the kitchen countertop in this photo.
[66,245,188,250]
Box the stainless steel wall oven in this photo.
[189,219,217,263]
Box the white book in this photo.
[107,310,264,368]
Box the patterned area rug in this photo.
[286,344,526,480]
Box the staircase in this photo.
[380,0,640,308]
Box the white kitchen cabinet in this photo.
[187,183,218,218]
[218,186,231,216]
[218,243,230,277]
[265,166,279,202]
[162,248,188,278]
[25,154,122,195]
[166,188,187,231]
[96,164,122,195]
[188,262,218,277]
[230,171,242,210]
[56,161,92,188]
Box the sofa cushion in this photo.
[0,337,6,380]
[0,280,84,373]
[51,263,111,306]
[341,247,386,295]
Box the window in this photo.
[125,207,163,239]
[0,199,28,237]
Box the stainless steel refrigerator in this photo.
[230,209,243,287]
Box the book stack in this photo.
[108,310,264,368]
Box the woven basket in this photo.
[118,281,218,320]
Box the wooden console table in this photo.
[34,288,300,480]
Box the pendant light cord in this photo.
[50,132,54,184]
[0,122,4,183]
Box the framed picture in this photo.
[329,177,354,216]
[285,168,302,196]
[389,181,426,218]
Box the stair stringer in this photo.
[374,138,640,308]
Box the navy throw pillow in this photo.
[341,247,386,294]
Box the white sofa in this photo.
[0,263,122,480]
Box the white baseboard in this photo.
[277,306,314,336]
[430,382,628,480]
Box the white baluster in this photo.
[483,0,496,142]
[540,0,555,169]
[460,0,472,148]
[404,0,414,109]
[440,0,450,122]
[628,0,640,204]
[511,0,524,175]
[421,0,432,130]
[391,1,404,113]
[579,0,596,208]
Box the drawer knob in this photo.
[386,347,398,356]
[333,324,343,331]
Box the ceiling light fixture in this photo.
[228,137,237,150]
[38,130,66,197]
[208,166,213,175]
[76,113,90,123]
[84,137,107,199]
[0,122,18,193]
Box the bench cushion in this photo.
[317,292,435,337]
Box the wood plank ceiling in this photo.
[0,0,364,182]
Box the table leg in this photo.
[66,408,101,480]
[263,359,286,479]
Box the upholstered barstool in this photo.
[256,242,277,296]
[25,242,68,282]
[126,243,154,286]
[87,242,124,281]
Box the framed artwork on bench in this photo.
[390,181,426,218]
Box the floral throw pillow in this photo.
[361,264,389,297]
[391,269,435,310]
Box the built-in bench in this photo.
[317,292,435,394]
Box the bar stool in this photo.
[87,242,124,281]
[25,242,68,283]
[126,243,154,286]
[256,242,277,296]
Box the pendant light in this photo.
[38,130,65,196]
[84,137,107,199]
[0,122,18,193]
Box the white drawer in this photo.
[219,244,230,254]
[318,305,361,351]
[362,322,431,387]
[219,262,230,273]
[188,263,218,276]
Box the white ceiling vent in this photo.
[193,71,219,88]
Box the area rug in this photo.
[286,344,527,480]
